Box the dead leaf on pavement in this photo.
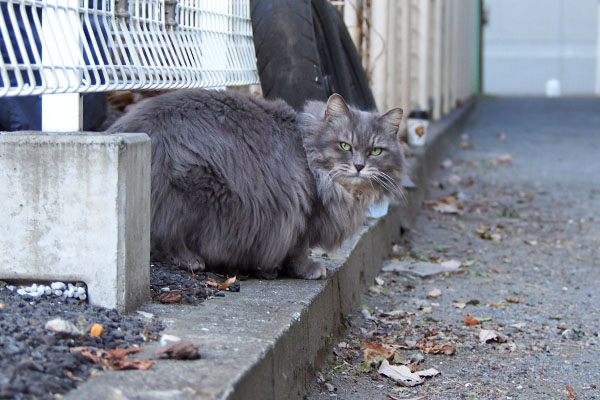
[157,292,183,304]
[155,340,200,360]
[524,239,538,246]
[378,360,424,387]
[566,385,577,400]
[424,194,464,215]
[441,159,454,169]
[447,174,462,185]
[415,368,440,378]
[428,288,442,298]
[506,297,524,304]
[486,302,505,307]
[479,329,508,344]
[464,316,480,326]
[205,277,219,288]
[362,342,397,363]
[416,338,456,355]
[71,347,154,371]
[219,276,237,290]
[441,259,462,269]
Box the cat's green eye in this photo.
[370,147,383,156]
[340,142,352,151]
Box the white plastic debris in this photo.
[160,334,182,347]
[45,319,83,337]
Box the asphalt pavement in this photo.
[307,97,600,400]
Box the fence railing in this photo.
[0,0,259,98]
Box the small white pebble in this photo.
[44,287,52,296]
[54,289,63,297]
[16,288,27,296]
[51,282,66,290]
[79,293,86,301]
[77,287,86,295]
[161,287,170,292]
[68,283,74,291]
[7,285,15,291]
[36,285,46,294]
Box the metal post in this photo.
[41,0,82,131]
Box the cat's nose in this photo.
[354,163,365,172]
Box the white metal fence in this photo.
[0,0,259,98]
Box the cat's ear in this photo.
[378,108,404,136]
[325,94,351,121]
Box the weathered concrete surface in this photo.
[64,101,474,400]
[0,132,150,312]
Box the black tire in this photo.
[251,0,377,111]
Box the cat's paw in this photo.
[296,260,327,280]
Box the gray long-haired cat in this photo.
[107,89,404,279]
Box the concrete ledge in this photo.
[64,100,474,399]
[0,132,151,312]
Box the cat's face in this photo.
[302,95,405,198]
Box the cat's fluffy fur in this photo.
[107,89,404,279]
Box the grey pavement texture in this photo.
[308,97,600,399]
[63,101,473,399]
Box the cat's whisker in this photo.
[376,173,406,201]
[371,176,396,195]
[377,172,403,193]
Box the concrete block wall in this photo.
[0,132,151,312]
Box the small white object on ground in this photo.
[45,318,83,337]
[160,334,183,347]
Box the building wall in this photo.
[484,0,598,95]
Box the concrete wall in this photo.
[0,132,151,312]
[484,0,598,95]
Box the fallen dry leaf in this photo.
[566,385,577,400]
[424,194,464,215]
[486,302,505,307]
[464,316,480,326]
[71,347,154,371]
[524,239,538,246]
[428,288,442,298]
[441,159,454,169]
[157,292,182,304]
[155,340,200,360]
[90,324,104,337]
[362,342,397,363]
[506,297,524,304]
[447,174,462,186]
[479,329,508,344]
[219,276,237,291]
[378,360,424,387]
[415,368,440,378]
[416,338,456,355]
[205,277,219,288]
[441,259,462,269]
[497,154,513,164]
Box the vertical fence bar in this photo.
[416,0,428,112]
[386,0,397,110]
[41,0,82,131]
[399,2,410,113]
[432,0,442,119]
[370,0,388,111]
